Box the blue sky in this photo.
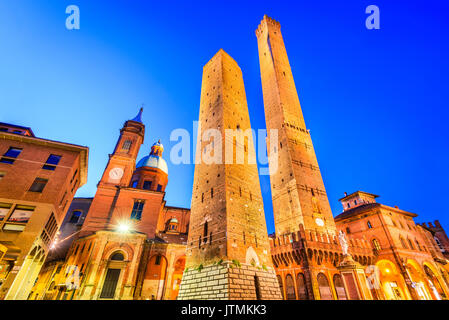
[1,1,448,234]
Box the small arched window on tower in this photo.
[367,221,373,229]
[211,188,214,199]
[203,222,208,243]
[121,140,132,153]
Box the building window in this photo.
[400,236,408,249]
[130,200,145,220]
[346,227,351,234]
[70,169,78,184]
[0,147,22,164]
[42,154,61,171]
[121,140,132,152]
[372,239,381,251]
[0,203,12,221]
[415,239,422,251]
[157,184,162,192]
[29,178,48,193]
[143,181,152,190]
[69,210,82,223]
[155,255,162,265]
[8,205,35,224]
[201,193,204,203]
[407,238,415,250]
[367,221,373,229]
[203,222,208,243]
[211,188,214,198]
[131,180,138,188]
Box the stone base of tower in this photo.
[178,262,282,300]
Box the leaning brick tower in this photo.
[256,15,337,238]
[256,15,342,299]
[177,49,282,300]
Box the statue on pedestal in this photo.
[338,230,349,256]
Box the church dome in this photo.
[170,218,179,224]
[136,140,168,174]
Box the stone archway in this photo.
[285,274,296,300]
[296,272,309,300]
[406,259,432,300]
[423,263,445,300]
[142,254,168,300]
[169,256,186,300]
[376,259,407,300]
[317,273,333,300]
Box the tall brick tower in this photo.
[178,50,282,300]
[256,16,336,236]
[256,16,342,300]
[80,108,145,236]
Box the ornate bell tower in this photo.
[80,108,145,236]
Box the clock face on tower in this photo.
[109,167,124,181]
[315,218,324,227]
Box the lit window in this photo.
[130,200,145,220]
[0,203,12,221]
[42,154,61,171]
[8,205,34,224]
[372,239,381,251]
[0,147,22,164]
[69,210,82,223]
[29,178,48,193]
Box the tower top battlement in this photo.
[256,15,281,37]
